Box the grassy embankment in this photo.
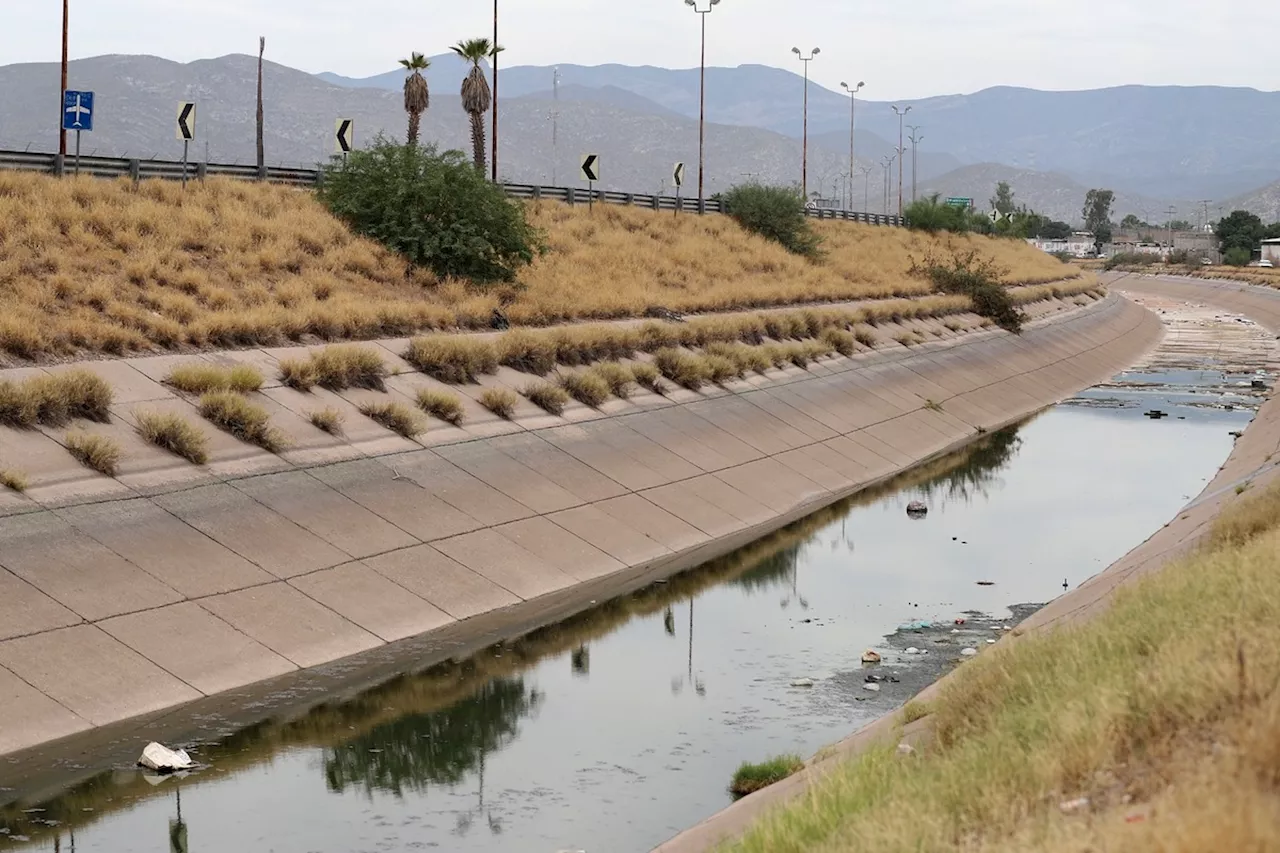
[721,478,1280,853]
[0,172,1087,362]
[1109,261,1280,288]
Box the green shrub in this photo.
[1224,246,1252,267]
[911,249,1024,334]
[1103,251,1160,271]
[719,183,822,258]
[317,137,543,283]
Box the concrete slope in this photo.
[0,295,1160,758]
[653,276,1280,853]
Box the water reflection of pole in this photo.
[688,598,694,679]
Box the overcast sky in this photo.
[5,0,1280,99]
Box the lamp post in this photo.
[491,0,499,182]
[840,80,864,211]
[686,0,722,214]
[59,0,69,157]
[890,104,912,216]
[880,152,896,215]
[791,46,820,200]
[906,124,923,203]
[858,164,873,213]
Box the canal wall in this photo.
[653,274,1280,853]
[0,293,1163,759]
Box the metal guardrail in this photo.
[0,149,904,226]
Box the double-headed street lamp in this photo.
[791,46,820,200]
[880,152,896,215]
[686,0,721,213]
[891,104,912,216]
[858,165,874,213]
[840,80,864,211]
[906,124,923,203]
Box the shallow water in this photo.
[0,366,1260,853]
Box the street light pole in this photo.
[840,80,864,211]
[686,0,722,214]
[60,0,69,157]
[891,104,912,216]
[906,124,923,203]
[881,153,896,215]
[792,46,820,201]
[858,165,873,213]
[491,0,499,182]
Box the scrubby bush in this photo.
[317,137,543,283]
[911,249,1024,334]
[1224,246,1252,267]
[1103,251,1160,271]
[719,183,822,259]
[903,195,995,235]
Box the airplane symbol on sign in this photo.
[64,93,92,129]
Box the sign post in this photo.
[335,118,354,165]
[62,90,94,177]
[672,162,685,216]
[176,102,197,188]
[580,154,599,212]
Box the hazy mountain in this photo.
[1219,180,1280,222]
[917,164,1192,226]
[0,54,868,199]
[325,61,1280,203]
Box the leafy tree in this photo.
[1119,213,1144,230]
[1038,220,1072,240]
[1223,246,1252,266]
[1082,189,1115,248]
[990,181,1015,216]
[451,38,502,173]
[399,52,431,146]
[720,183,822,258]
[904,194,996,235]
[1215,210,1264,256]
[318,136,543,283]
[1264,222,1280,240]
[1167,219,1192,231]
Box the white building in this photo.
[1029,232,1096,257]
[1262,238,1280,264]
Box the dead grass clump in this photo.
[497,330,557,375]
[479,387,519,419]
[0,370,113,428]
[630,362,666,395]
[135,410,209,464]
[853,328,878,348]
[65,431,123,476]
[894,331,924,347]
[706,342,771,375]
[589,362,636,399]
[1210,479,1280,549]
[0,468,29,492]
[653,348,712,390]
[278,357,318,391]
[405,337,499,384]
[415,388,465,426]
[551,326,641,365]
[358,401,424,438]
[558,372,612,408]
[307,407,345,436]
[309,346,387,390]
[820,327,858,356]
[198,391,289,452]
[524,381,572,415]
[167,363,264,394]
[704,353,743,384]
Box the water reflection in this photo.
[911,424,1023,505]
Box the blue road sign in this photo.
[63,90,95,132]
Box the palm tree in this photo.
[450,38,502,173]
[399,52,431,146]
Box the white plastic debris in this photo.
[138,742,194,772]
[905,647,921,655]
[961,648,979,657]
[790,678,815,688]
[863,682,881,692]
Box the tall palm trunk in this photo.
[407,111,422,146]
[469,111,487,173]
[256,37,265,174]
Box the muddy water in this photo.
[2,307,1272,853]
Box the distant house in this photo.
[1262,238,1280,264]
[1029,232,1096,257]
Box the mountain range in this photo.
[4,52,1280,224]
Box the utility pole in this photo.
[1200,199,1212,231]
[791,46,820,200]
[891,104,912,216]
[59,0,69,157]
[1166,205,1177,256]
[491,0,499,182]
[906,124,923,204]
[881,153,896,215]
[686,0,722,214]
[551,67,560,185]
[840,80,864,211]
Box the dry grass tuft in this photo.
[415,388,465,426]
[0,468,28,492]
[278,345,386,391]
[497,330,557,375]
[0,370,113,428]
[558,372,612,408]
[65,431,122,476]
[134,410,209,464]
[589,362,636,399]
[704,353,743,384]
[0,173,1084,361]
[820,327,858,357]
[198,391,289,452]
[706,342,772,375]
[630,362,666,395]
[523,381,572,415]
[167,363,264,394]
[405,337,499,384]
[358,401,424,438]
[478,387,519,419]
[653,348,713,390]
[307,407,345,436]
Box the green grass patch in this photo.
[730,755,806,798]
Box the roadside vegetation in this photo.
[358,401,423,438]
[0,171,1084,363]
[198,391,288,452]
[0,370,113,428]
[718,184,822,259]
[723,477,1280,853]
[0,468,28,492]
[166,363,264,394]
[279,345,387,392]
[64,431,123,476]
[134,410,209,464]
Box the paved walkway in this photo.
[0,294,1159,758]
[652,275,1280,853]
